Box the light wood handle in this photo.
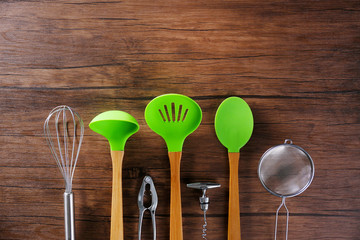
[228,152,241,240]
[168,151,183,240]
[110,150,125,240]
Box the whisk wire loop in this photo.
[45,110,66,179]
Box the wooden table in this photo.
[1,0,359,239]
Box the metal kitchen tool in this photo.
[145,93,202,240]
[89,110,139,240]
[138,176,158,240]
[258,139,314,240]
[44,105,84,240]
[214,96,254,240]
[187,182,221,240]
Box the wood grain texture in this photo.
[169,152,183,240]
[110,150,124,240]
[0,0,359,239]
[228,152,241,240]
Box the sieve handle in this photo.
[275,197,289,240]
[64,192,75,240]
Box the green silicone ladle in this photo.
[214,97,253,240]
[145,93,202,240]
[89,110,139,240]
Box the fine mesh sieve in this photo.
[258,139,314,240]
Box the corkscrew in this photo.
[187,182,221,239]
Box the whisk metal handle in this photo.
[64,192,75,240]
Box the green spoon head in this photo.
[145,93,202,152]
[89,110,139,151]
[215,97,254,152]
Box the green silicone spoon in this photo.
[214,97,254,240]
[89,110,139,240]
[145,93,202,240]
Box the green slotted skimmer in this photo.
[145,93,202,240]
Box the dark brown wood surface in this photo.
[1,0,359,239]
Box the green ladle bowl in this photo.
[89,110,139,151]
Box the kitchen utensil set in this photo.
[43,95,314,240]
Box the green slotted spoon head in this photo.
[215,97,254,152]
[89,110,139,151]
[144,94,202,152]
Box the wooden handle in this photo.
[228,152,241,240]
[110,150,125,240]
[168,151,183,240]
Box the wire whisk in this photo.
[44,105,84,240]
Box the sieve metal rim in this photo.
[258,139,315,198]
